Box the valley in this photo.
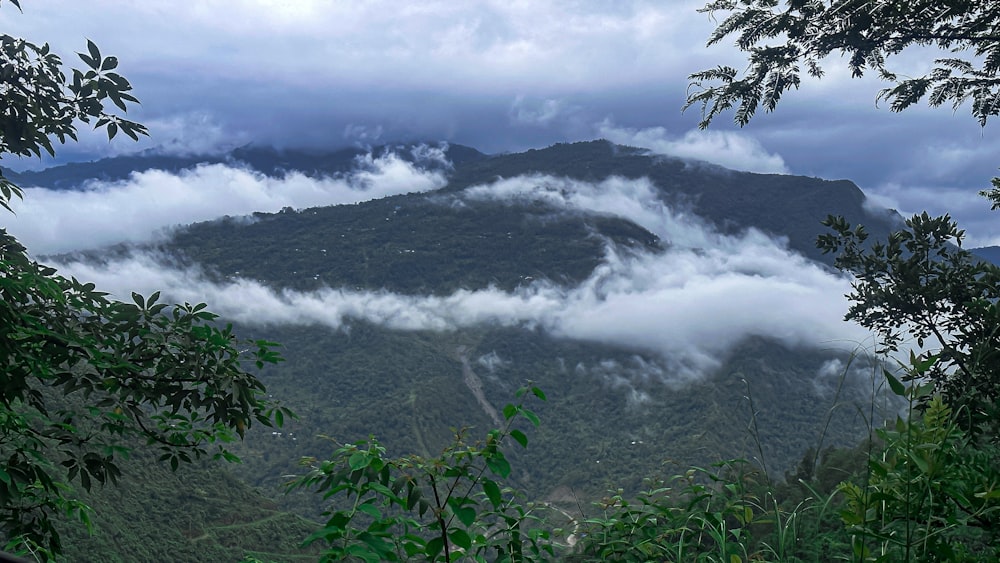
[13,140,903,559]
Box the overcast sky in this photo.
[3,0,1000,243]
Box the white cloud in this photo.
[863,182,1000,246]
[49,174,869,382]
[143,113,248,156]
[343,124,385,146]
[510,96,577,127]
[7,150,448,255]
[4,1,710,94]
[597,121,789,174]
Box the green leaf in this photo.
[449,528,472,550]
[87,39,100,66]
[425,536,444,560]
[521,408,540,427]
[884,370,906,397]
[486,453,511,479]
[406,484,421,510]
[348,452,368,471]
[455,505,476,527]
[78,52,97,69]
[502,403,517,421]
[509,429,528,449]
[356,502,381,520]
[483,479,502,509]
[345,544,380,563]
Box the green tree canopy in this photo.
[686,0,1000,433]
[685,0,1000,129]
[0,1,287,556]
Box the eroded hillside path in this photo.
[456,346,502,427]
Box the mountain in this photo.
[972,245,1000,266]
[56,450,320,562]
[33,140,903,556]
[3,142,486,190]
[443,141,902,262]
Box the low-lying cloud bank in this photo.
[597,121,790,175]
[49,173,868,380]
[8,149,448,256]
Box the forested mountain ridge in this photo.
[27,140,899,269]
[444,141,900,263]
[36,139,900,559]
[53,140,900,295]
[2,142,486,190]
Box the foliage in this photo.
[0,2,287,556]
[838,355,1000,562]
[0,0,146,212]
[159,176,662,296]
[159,140,893,276]
[690,8,1000,558]
[566,355,1000,562]
[224,321,874,525]
[0,241,286,553]
[817,213,1000,436]
[55,449,321,563]
[574,460,785,562]
[685,0,1000,129]
[288,385,552,563]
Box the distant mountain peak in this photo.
[4,141,487,191]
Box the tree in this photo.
[686,0,1000,428]
[817,213,1000,435]
[0,2,288,556]
[685,1,1000,130]
[683,6,1000,558]
[288,386,550,563]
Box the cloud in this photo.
[143,113,249,156]
[7,2,709,95]
[863,182,1000,246]
[477,351,509,373]
[5,0,1000,246]
[343,124,385,147]
[510,96,578,127]
[597,120,789,174]
[7,150,448,255]
[48,174,869,382]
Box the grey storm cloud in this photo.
[3,1,999,241]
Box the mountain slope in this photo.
[124,141,888,508]
[36,140,899,554]
[4,142,486,190]
[444,141,901,262]
[57,451,320,563]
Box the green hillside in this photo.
[443,141,901,262]
[56,451,321,563]
[166,195,659,295]
[29,140,902,560]
[227,324,879,516]
[140,142,892,518]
